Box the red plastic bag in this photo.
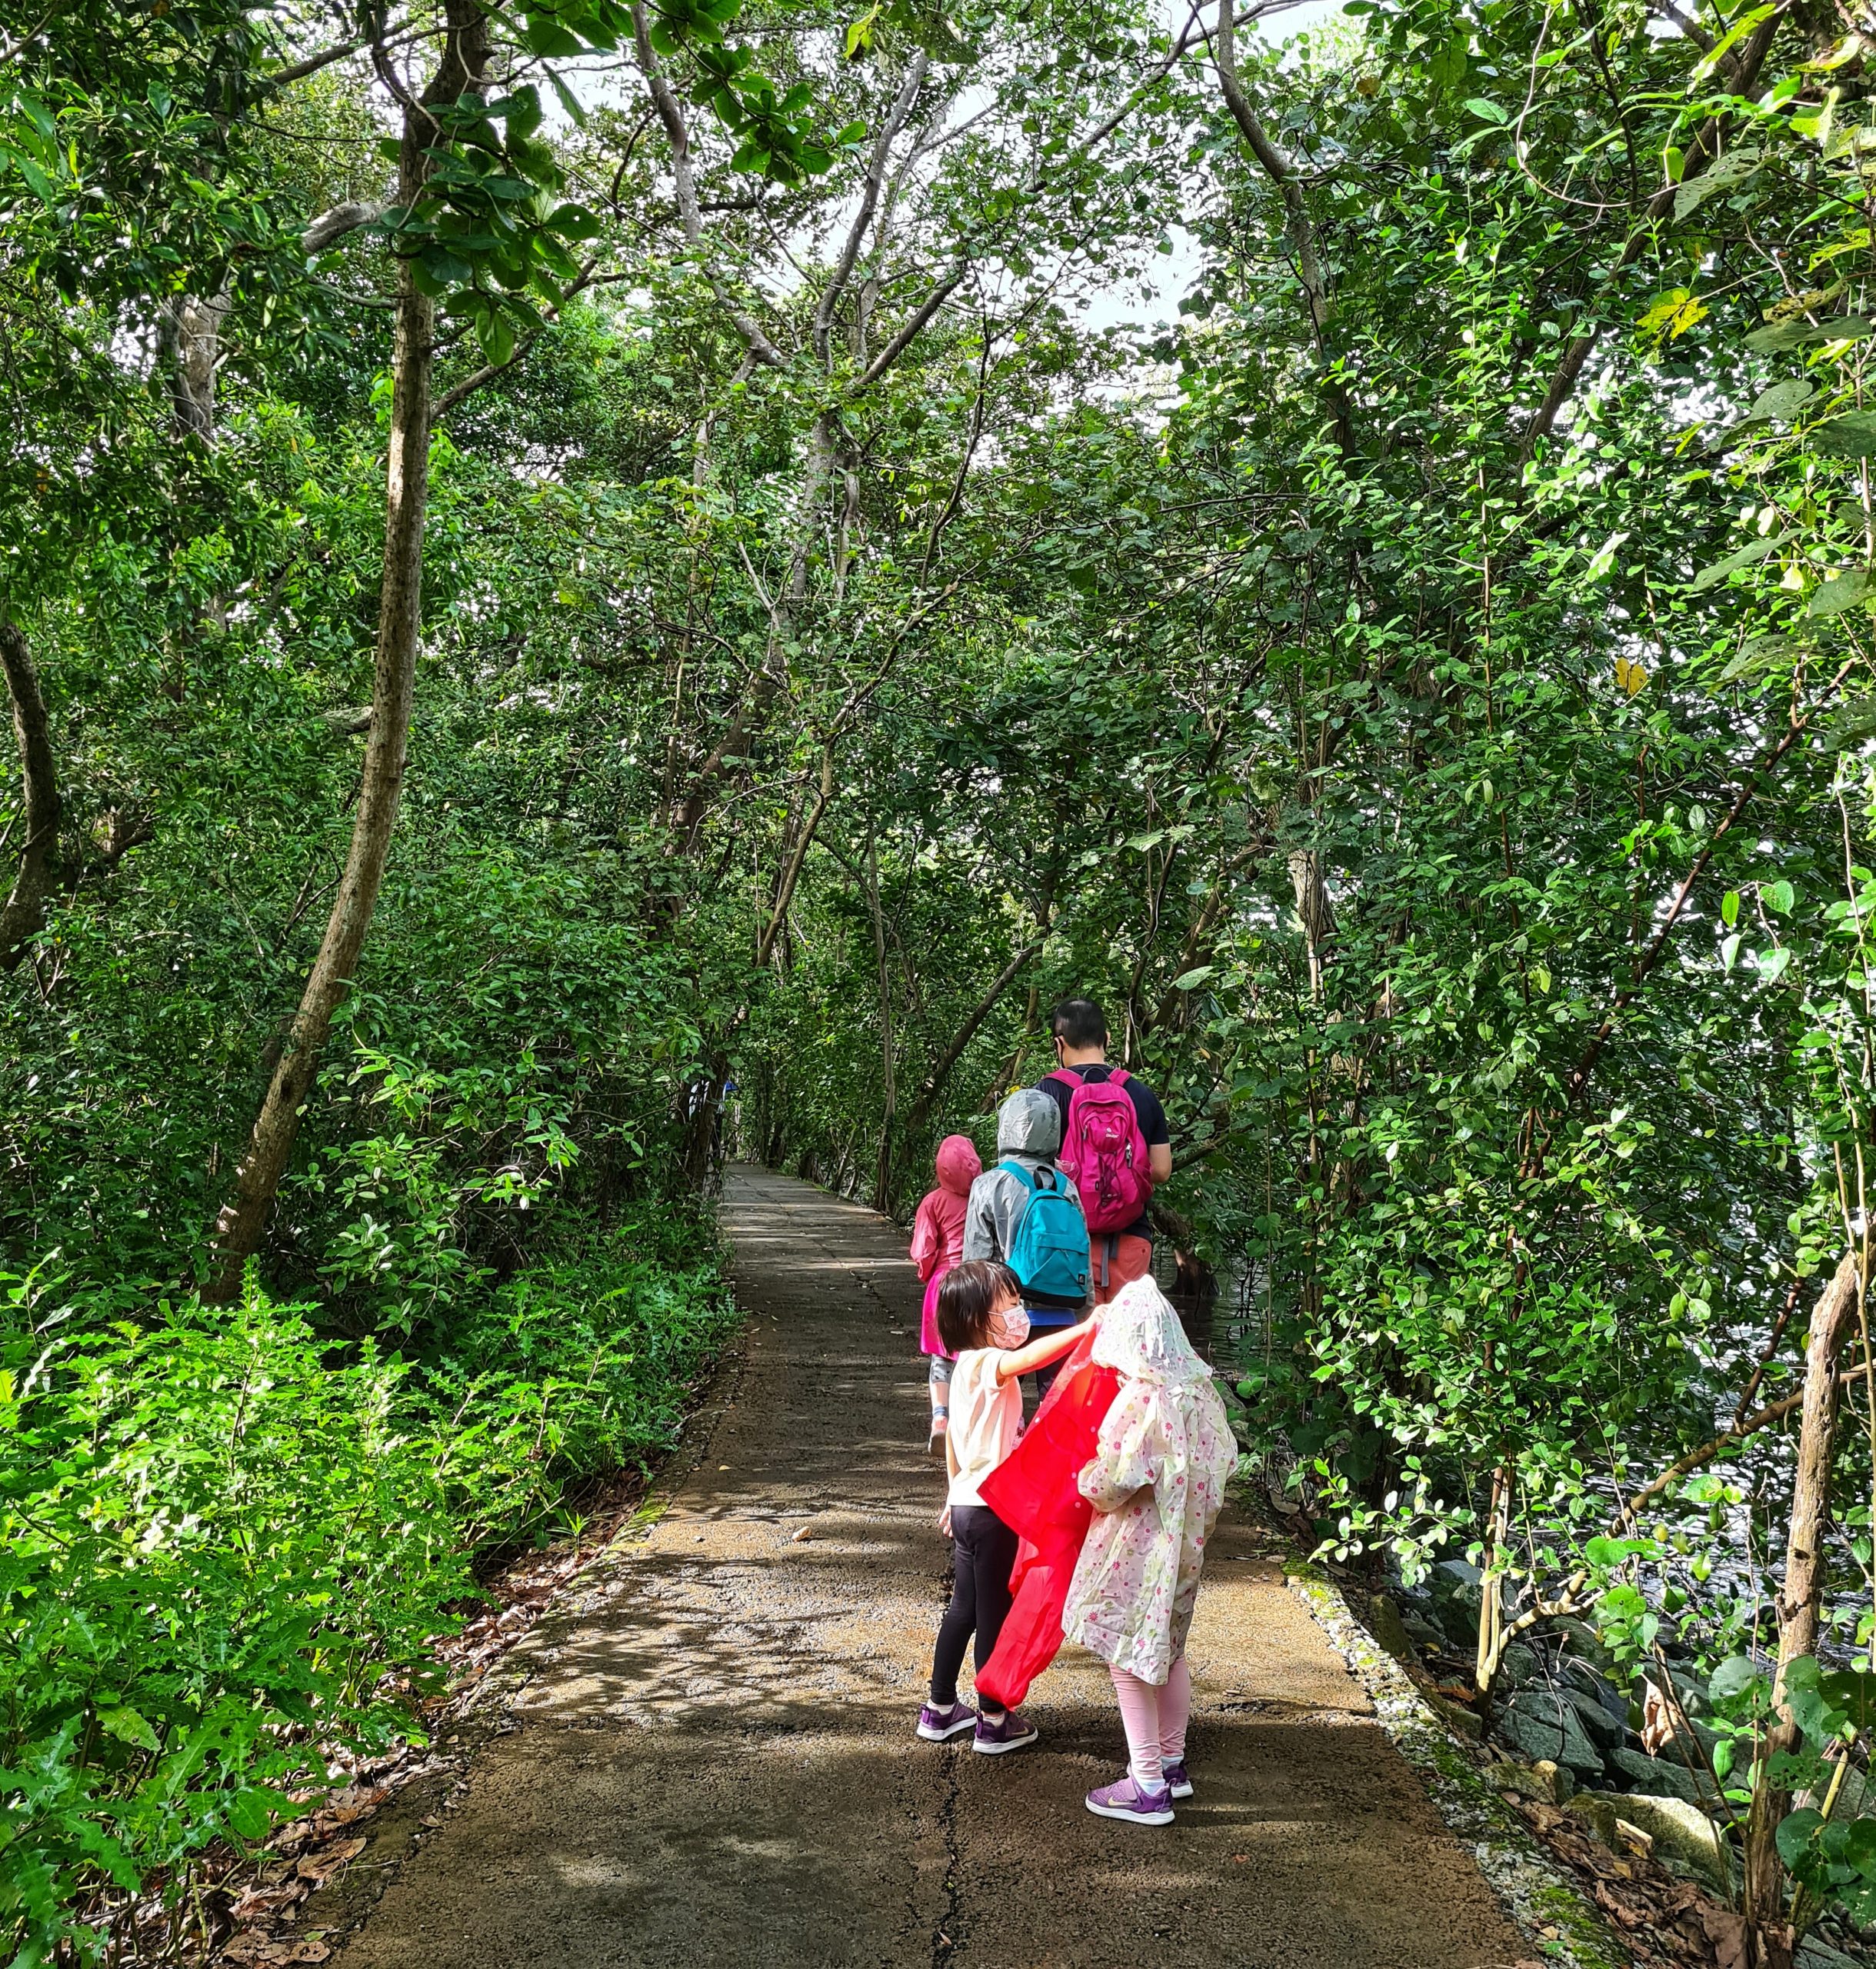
[973,1335,1119,1709]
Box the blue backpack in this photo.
[1000,1160,1090,1305]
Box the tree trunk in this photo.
[1287,847,1336,1000]
[1149,1195,1215,1304]
[1742,1249,1865,1936]
[865,818,897,1208]
[205,8,488,1299]
[0,620,61,971]
[161,292,230,441]
[755,745,835,969]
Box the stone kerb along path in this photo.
[333,1166,1534,1968]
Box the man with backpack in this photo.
[962,1089,1091,1389]
[1035,999,1172,1305]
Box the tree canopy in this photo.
[8,0,1876,1955]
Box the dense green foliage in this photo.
[9,0,1876,1953]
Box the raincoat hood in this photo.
[1091,1278,1209,1387]
[996,1087,1062,1161]
[935,1134,981,1197]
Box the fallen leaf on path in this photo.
[1701,1910,1751,1969]
[228,1882,310,1922]
[296,1836,367,1884]
[791,1524,814,1542]
[316,1791,385,1830]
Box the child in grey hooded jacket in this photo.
[962,1088,1089,1331]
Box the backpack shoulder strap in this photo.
[1044,1069,1081,1091]
[998,1157,1039,1190]
[1107,1068,1130,1088]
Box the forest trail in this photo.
[334,1167,1528,1968]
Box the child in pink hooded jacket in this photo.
[910,1134,983,1449]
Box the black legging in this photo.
[929,1504,1020,1707]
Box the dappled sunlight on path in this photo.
[332,1166,1527,1968]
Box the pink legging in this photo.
[1109,1655,1191,1789]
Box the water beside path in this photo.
[331,1166,1528,1968]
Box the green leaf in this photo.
[1673,148,1760,222]
[1810,567,1874,615]
[1745,315,1874,354]
[476,309,516,365]
[2,145,56,205]
[1719,634,1808,685]
[1689,535,1783,591]
[100,1707,160,1754]
[1824,695,1876,748]
[1759,945,1794,984]
[1173,966,1218,991]
[1778,1806,1825,1867]
[12,91,55,142]
[546,68,589,128]
[226,1787,275,1841]
[547,202,604,242]
[1721,891,1740,928]
[1810,411,1876,459]
[1711,1655,1762,1704]
[1693,5,1777,82]
[1462,98,1508,125]
[1764,880,1794,916]
[521,14,588,58]
[418,245,473,290]
[1749,380,1815,421]
[844,5,881,60]
[493,85,545,141]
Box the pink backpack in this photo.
[1048,1069,1152,1234]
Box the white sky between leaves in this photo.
[536,1,1349,334]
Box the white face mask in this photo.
[989,1305,1031,1351]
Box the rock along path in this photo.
[335,1166,1528,1969]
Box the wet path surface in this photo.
[335,1166,1528,1968]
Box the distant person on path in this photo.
[909,1133,983,1452]
[961,1088,1090,1397]
[1068,1277,1235,1827]
[1037,999,1172,1305]
[916,1261,1094,1755]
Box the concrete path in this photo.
[335,1166,1528,1968]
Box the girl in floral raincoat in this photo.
[1064,1276,1236,1825]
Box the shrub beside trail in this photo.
[0,1237,735,1966]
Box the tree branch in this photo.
[630,2,785,368]
[302,200,385,256]
[905,942,1041,1137]
[855,3,1203,395]
[1566,664,1848,1107]
[1519,4,1789,458]
[814,52,928,366]
[1213,2,1328,335]
[262,37,366,93]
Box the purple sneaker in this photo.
[972,1705,1039,1754]
[1085,1772,1175,1824]
[1162,1758,1193,1799]
[916,1699,976,1742]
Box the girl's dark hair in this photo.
[937,1261,1020,1355]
